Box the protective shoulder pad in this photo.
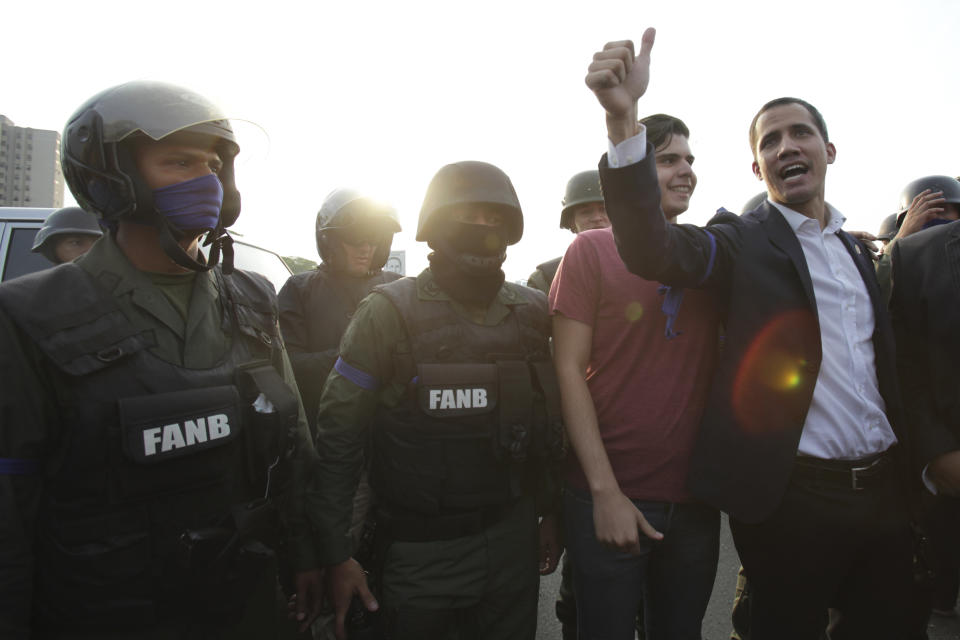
[0,264,154,375]
[373,276,447,346]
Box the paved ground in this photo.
[536,513,960,639]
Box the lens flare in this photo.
[625,301,644,323]
[731,309,819,434]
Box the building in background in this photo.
[0,115,64,207]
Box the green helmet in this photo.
[876,213,899,242]
[896,175,960,226]
[559,170,603,231]
[31,206,103,263]
[416,161,522,245]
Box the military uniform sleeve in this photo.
[273,324,324,572]
[308,293,407,566]
[875,247,893,305]
[0,309,57,637]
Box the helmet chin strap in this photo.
[156,216,235,274]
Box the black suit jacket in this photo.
[890,220,960,469]
[600,148,906,523]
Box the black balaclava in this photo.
[428,218,507,307]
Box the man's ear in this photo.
[826,142,837,165]
[752,161,763,181]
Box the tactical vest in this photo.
[0,264,299,632]
[370,277,564,542]
[285,267,401,433]
[300,266,402,353]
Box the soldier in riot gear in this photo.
[278,189,401,640]
[877,175,960,303]
[30,206,104,264]
[313,161,564,640]
[279,188,402,436]
[0,81,322,638]
[527,170,609,294]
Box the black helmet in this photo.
[876,213,899,242]
[559,170,603,231]
[896,175,960,226]
[31,206,103,263]
[315,188,401,271]
[742,192,768,214]
[61,80,241,272]
[416,161,522,245]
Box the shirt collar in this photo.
[769,200,846,235]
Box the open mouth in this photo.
[668,185,693,196]
[780,164,808,181]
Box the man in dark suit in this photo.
[584,30,915,639]
[890,214,960,617]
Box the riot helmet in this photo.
[315,188,401,272]
[31,206,104,263]
[742,192,768,214]
[559,170,604,231]
[61,80,241,272]
[876,213,899,243]
[896,175,960,227]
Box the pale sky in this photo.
[5,0,958,280]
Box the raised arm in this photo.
[584,29,656,145]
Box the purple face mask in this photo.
[153,174,224,231]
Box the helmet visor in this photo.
[79,81,237,147]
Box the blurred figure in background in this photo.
[30,206,102,264]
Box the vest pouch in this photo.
[116,385,243,501]
[236,361,300,498]
[34,509,156,628]
[496,360,534,461]
[530,359,566,460]
[168,527,277,623]
[416,363,499,418]
[419,363,508,510]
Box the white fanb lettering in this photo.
[427,387,490,410]
[472,388,487,408]
[208,414,230,439]
[440,389,456,409]
[140,414,231,458]
[184,418,208,445]
[143,427,162,456]
[161,423,186,452]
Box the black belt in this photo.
[793,447,896,491]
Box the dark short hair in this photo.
[640,114,690,151]
[748,97,829,157]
